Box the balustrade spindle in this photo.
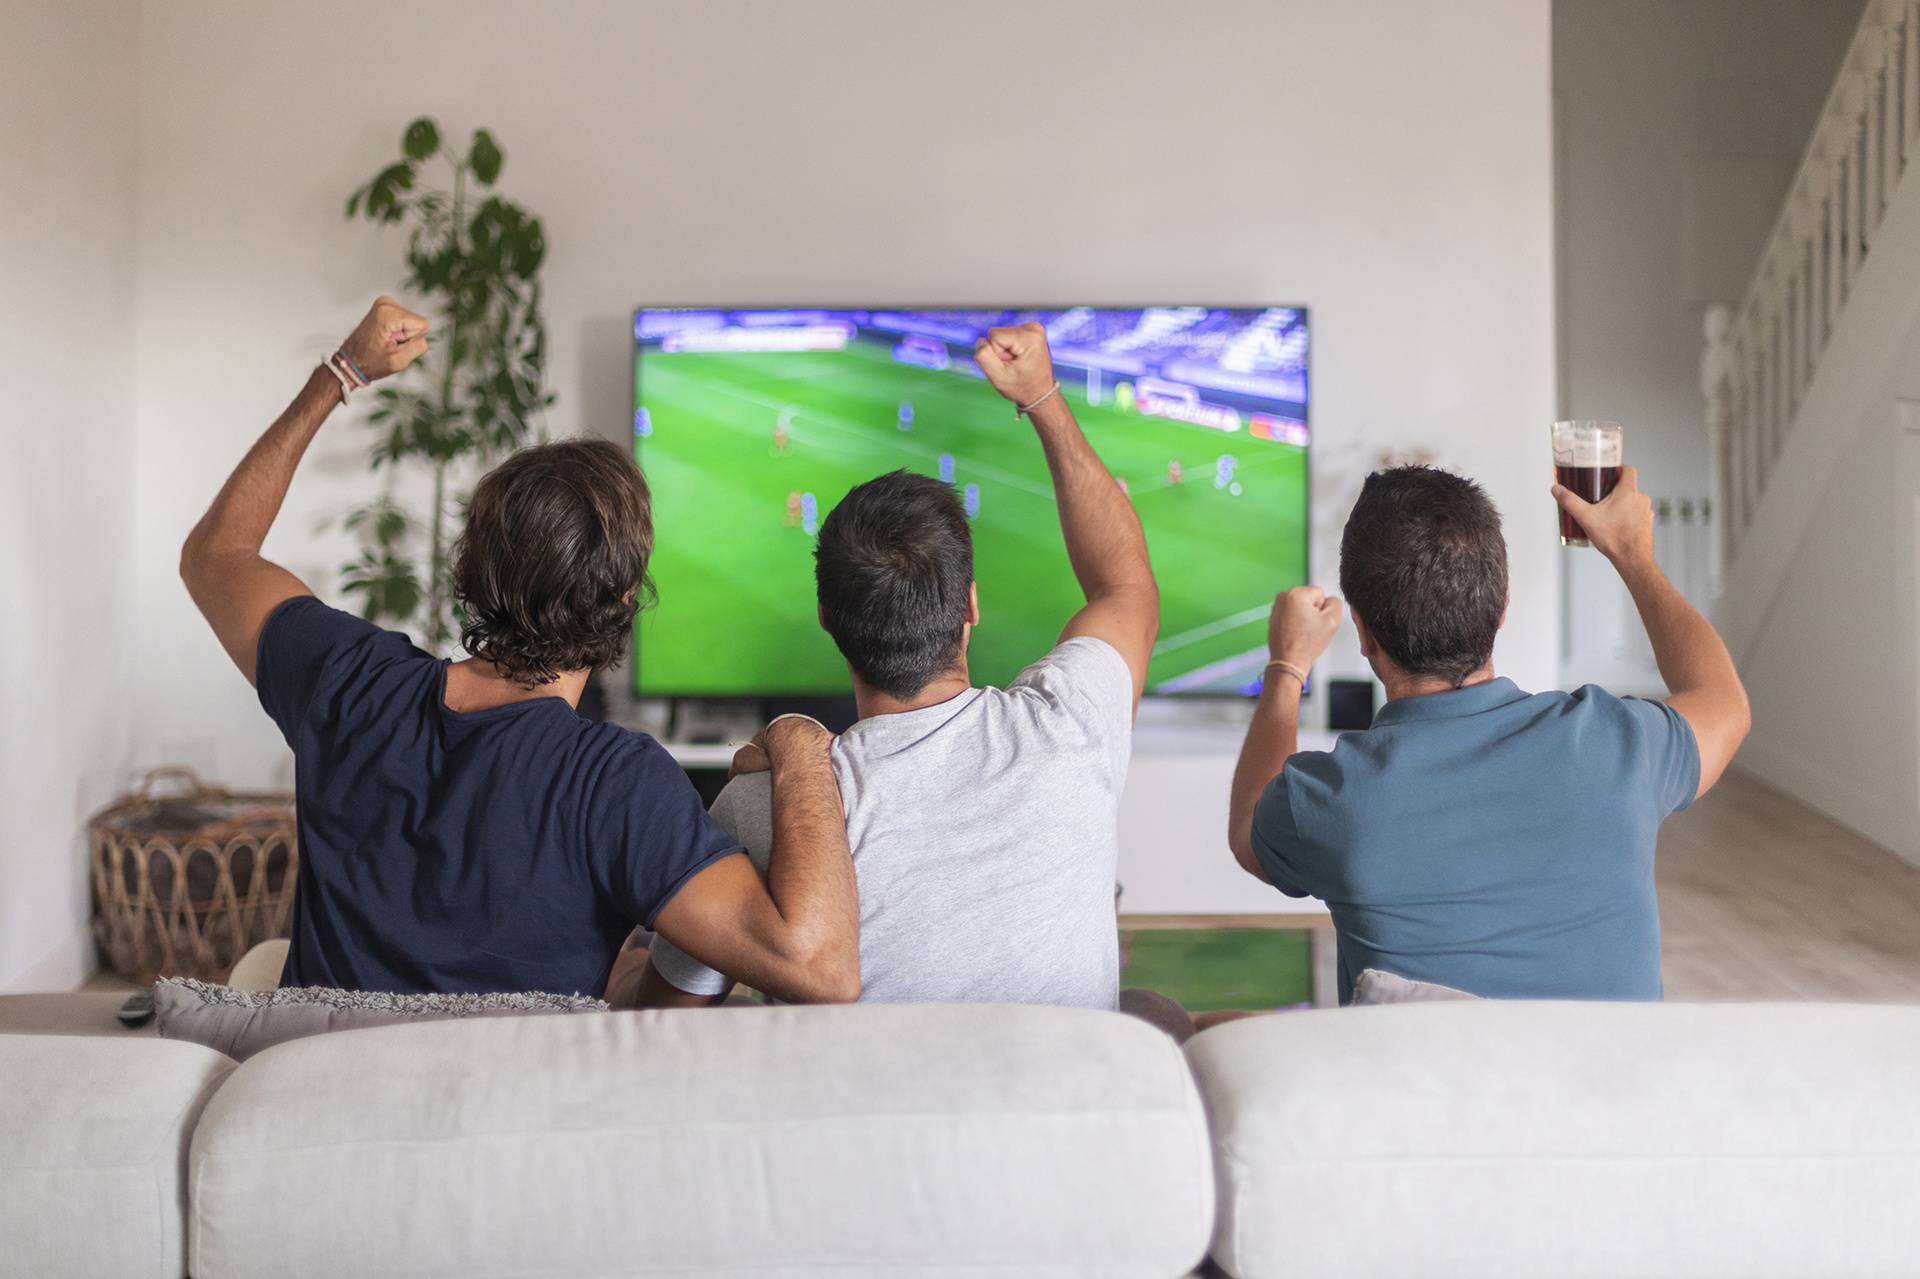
[1770,300,1787,469]
[1883,18,1900,213]
[1907,0,1919,158]
[1826,171,1843,338]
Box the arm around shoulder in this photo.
[648,719,859,1004]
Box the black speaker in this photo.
[1326,679,1377,731]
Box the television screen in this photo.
[632,307,1309,697]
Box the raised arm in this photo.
[180,298,429,683]
[1227,587,1343,880]
[646,717,859,1004]
[973,322,1158,705]
[1554,465,1750,796]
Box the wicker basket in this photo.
[89,767,298,983]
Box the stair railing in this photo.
[1704,0,1920,573]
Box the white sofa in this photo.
[3,1000,1918,1278]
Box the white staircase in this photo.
[1703,0,1920,862]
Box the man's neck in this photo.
[850,667,973,721]
[443,658,590,713]
[1379,663,1496,704]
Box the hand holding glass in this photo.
[1551,421,1623,547]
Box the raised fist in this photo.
[972,321,1056,408]
[1267,585,1343,671]
[340,296,431,382]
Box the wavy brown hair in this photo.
[452,438,654,687]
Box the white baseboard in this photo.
[2,927,96,994]
[1737,737,1920,869]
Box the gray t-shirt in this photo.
[649,637,1134,1009]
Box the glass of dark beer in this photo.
[1551,420,1622,547]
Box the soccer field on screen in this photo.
[634,335,1308,696]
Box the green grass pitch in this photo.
[633,339,1308,696]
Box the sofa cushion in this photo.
[1187,1001,1920,1278]
[0,1033,234,1279]
[154,976,608,1061]
[188,1003,1214,1278]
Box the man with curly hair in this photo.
[181,298,859,1003]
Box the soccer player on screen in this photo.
[1167,459,1183,486]
[898,399,915,431]
[638,322,1174,1025]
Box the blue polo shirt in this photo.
[1251,678,1699,1003]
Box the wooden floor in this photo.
[1658,769,1920,1001]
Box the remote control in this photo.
[117,989,155,1028]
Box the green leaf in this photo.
[469,129,503,184]
[365,162,415,221]
[513,218,546,276]
[403,117,441,161]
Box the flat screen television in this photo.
[632,306,1309,697]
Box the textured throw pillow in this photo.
[1351,968,1479,1005]
[155,977,609,1061]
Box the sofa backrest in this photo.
[187,1003,1215,1279]
[0,1033,234,1279]
[1186,1000,1920,1278]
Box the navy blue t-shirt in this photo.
[256,596,741,996]
[1252,678,1700,1003]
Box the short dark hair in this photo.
[1338,466,1508,686]
[814,470,973,699]
[452,438,654,687]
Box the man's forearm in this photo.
[1614,555,1740,700]
[1228,681,1300,879]
[1614,552,1750,795]
[761,746,860,1000]
[184,368,341,562]
[1027,397,1153,599]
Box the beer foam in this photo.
[1554,422,1621,467]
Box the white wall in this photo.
[1715,159,1920,867]
[127,0,1557,819]
[0,0,1564,947]
[1553,0,1858,688]
[0,3,141,989]
[1737,385,1920,865]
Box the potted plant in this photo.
[339,117,553,651]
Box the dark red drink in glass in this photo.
[1550,421,1622,547]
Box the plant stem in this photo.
[426,154,468,651]
[429,458,447,647]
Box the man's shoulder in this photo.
[994,635,1133,726]
[1005,635,1130,692]
[709,772,774,857]
[712,770,774,814]
[266,595,416,658]
[572,721,685,773]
